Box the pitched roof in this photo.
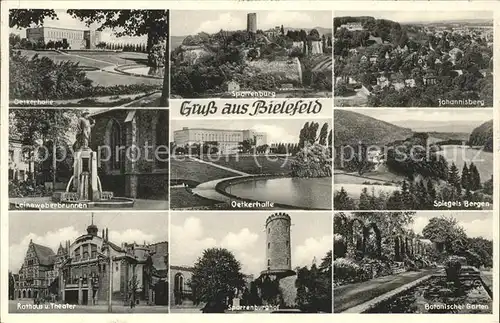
[32,243,56,266]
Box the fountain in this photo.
[52,112,134,208]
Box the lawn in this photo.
[170,158,238,183]
[170,187,219,209]
[16,50,149,68]
[71,51,148,65]
[17,50,112,69]
[203,155,292,175]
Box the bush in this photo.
[334,258,369,285]
[10,51,161,100]
[291,143,332,178]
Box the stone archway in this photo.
[27,289,32,298]
[364,222,382,258]
[349,218,366,255]
[173,273,184,305]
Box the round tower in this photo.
[247,13,257,33]
[264,212,292,274]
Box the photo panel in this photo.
[333,108,494,211]
[333,211,493,314]
[8,211,169,313]
[170,211,332,313]
[170,117,333,210]
[333,10,494,108]
[170,10,333,99]
[9,108,169,210]
[9,9,170,107]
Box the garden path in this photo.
[189,157,249,176]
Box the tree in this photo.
[189,248,245,310]
[334,187,355,210]
[422,215,467,254]
[448,162,461,194]
[9,9,58,28]
[469,163,482,190]
[318,123,329,146]
[461,163,470,190]
[9,271,15,300]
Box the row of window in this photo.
[46,30,83,40]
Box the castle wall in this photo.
[247,58,302,85]
[279,276,297,307]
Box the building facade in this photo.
[173,127,267,154]
[8,138,32,182]
[26,27,101,49]
[170,265,253,307]
[90,109,169,200]
[14,222,168,306]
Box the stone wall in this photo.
[279,276,298,307]
[91,109,168,199]
[247,58,302,84]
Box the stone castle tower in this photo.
[260,212,297,307]
[264,212,292,274]
[247,13,257,33]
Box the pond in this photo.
[366,276,492,313]
[122,66,165,79]
[224,177,332,209]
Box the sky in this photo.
[10,9,147,44]
[410,212,493,240]
[9,212,168,273]
[338,211,493,241]
[336,11,493,23]
[171,11,332,36]
[171,119,332,145]
[346,109,492,133]
[170,212,332,277]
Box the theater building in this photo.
[173,127,267,154]
[90,109,169,200]
[14,221,169,306]
[26,27,101,49]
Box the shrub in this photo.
[291,143,332,178]
[334,258,369,285]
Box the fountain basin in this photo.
[52,191,135,208]
[57,197,135,208]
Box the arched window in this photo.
[267,259,271,266]
[110,121,123,171]
[267,243,270,249]
[174,273,184,293]
[155,112,168,169]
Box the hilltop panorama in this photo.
[171,13,333,98]
[334,16,493,107]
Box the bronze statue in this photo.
[74,112,95,151]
